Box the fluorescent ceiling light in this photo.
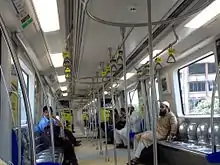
[104,91,108,95]
[120,73,135,80]
[50,53,64,68]
[112,83,118,88]
[57,75,66,83]
[60,86,67,91]
[140,50,162,64]
[63,93,68,97]
[32,0,60,32]
[185,0,220,29]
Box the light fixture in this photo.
[185,0,220,29]
[63,93,68,97]
[50,53,63,68]
[104,91,108,95]
[120,73,135,80]
[60,86,67,91]
[57,75,66,83]
[140,50,162,64]
[32,0,60,32]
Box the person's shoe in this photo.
[74,143,81,147]
[76,140,81,143]
[116,144,127,148]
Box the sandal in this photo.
[127,158,139,165]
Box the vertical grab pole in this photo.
[210,75,217,153]
[15,32,56,162]
[101,62,109,161]
[120,27,131,165]
[17,92,21,165]
[92,82,99,150]
[109,47,117,165]
[96,72,103,155]
[140,80,150,131]
[0,15,36,164]
[147,0,158,165]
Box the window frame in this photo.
[177,53,214,116]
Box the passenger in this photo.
[115,106,142,148]
[38,106,81,147]
[82,110,89,127]
[38,106,78,165]
[129,101,177,165]
[107,109,120,144]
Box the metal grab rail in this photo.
[15,32,55,162]
[0,15,36,164]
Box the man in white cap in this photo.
[129,101,177,165]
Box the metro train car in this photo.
[0,0,220,165]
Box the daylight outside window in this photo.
[178,55,219,115]
[18,71,29,124]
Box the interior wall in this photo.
[159,43,214,117]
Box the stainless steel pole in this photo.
[102,80,109,161]
[0,15,36,164]
[147,0,158,165]
[210,76,217,153]
[15,32,56,161]
[120,27,131,165]
[93,87,99,150]
[109,47,118,165]
[140,80,150,131]
[96,72,103,155]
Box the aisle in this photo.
[75,139,129,165]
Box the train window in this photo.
[188,63,205,74]
[178,55,218,115]
[18,71,29,124]
[189,81,206,92]
[208,63,216,73]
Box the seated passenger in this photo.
[38,106,78,165]
[38,106,81,146]
[115,108,126,130]
[115,106,142,148]
[129,101,177,165]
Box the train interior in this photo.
[1,0,220,164]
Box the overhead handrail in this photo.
[85,0,212,27]
[15,32,55,162]
[0,14,36,164]
[146,26,179,65]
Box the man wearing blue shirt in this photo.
[38,106,81,146]
[39,106,78,165]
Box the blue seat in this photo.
[206,152,220,163]
[37,162,61,165]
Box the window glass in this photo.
[188,63,205,74]
[18,71,29,124]
[189,81,206,92]
[178,55,218,115]
[208,63,216,73]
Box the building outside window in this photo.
[178,54,219,115]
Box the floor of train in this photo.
[74,126,130,165]
[75,139,129,165]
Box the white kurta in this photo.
[115,111,142,145]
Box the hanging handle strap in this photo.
[167,45,176,63]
